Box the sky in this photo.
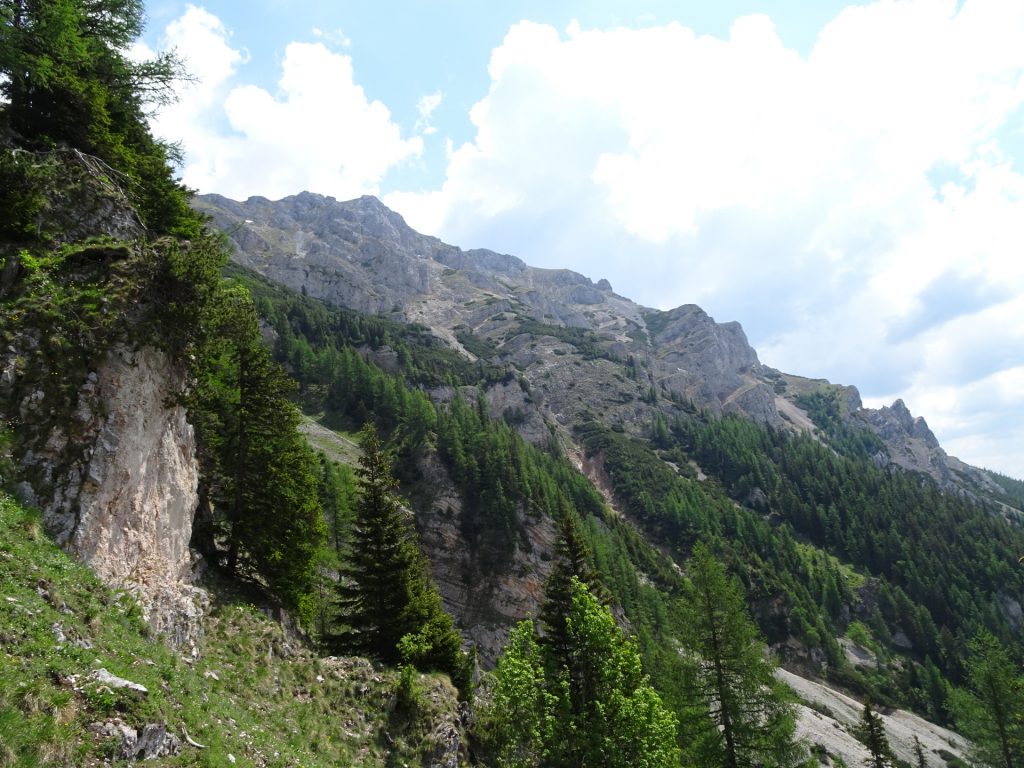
[137,1,1024,479]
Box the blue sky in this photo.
[141,1,854,190]
[139,1,1024,478]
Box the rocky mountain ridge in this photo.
[196,191,1006,504]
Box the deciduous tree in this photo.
[678,544,805,768]
[478,578,679,768]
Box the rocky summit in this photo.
[196,191,1006,500]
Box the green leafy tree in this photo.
[477,579,679,768]
[475,620,558,767]
[332,424,469,693]
[949,632,1024,768]
[679,544,805,768]
[857,699,893,768]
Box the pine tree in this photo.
[679,544,805,768]
[858,699,893,768]
[332,424,469,693]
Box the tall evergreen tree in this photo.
[949,632,1024,768]
[679,544,805,768]
[190,282,326,622]
[332,424,468,692]
[857,699,893,768]
[539,509,602,671]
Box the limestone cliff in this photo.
[3,338,204,651]
[195,192,783,436]
[0,148,205,649]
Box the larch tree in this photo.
[0,0,197,235]
[478,578,679,768]
[949,632,1024,768]
[679,544,805,768]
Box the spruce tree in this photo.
[539,508,602,671]
[332,424,469,692]
[858,699,893,768]
[679,544,805,768]
[190,282,326,622]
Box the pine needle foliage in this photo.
[332,424,470,695]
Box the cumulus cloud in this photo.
[143,2,1024,475]
[388,1,1024,475]
[148,6,421,201]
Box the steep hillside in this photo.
[0,492,465,766]
[225,254,1024,725]
[3,3,1020,762]
[198,192,1024,713]
[196,191,1010,500]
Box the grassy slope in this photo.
[0,493,461,767]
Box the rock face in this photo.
[196,192,783,432]
[414,452,557,664]
[779,668,970,768]
[0,145,207,650]
[9,344,205,650]
[856,397,1003,495]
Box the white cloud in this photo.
[388,0,1024,476]
[416,90,443,135]
[148,8,421,201]
[311,27,351,47]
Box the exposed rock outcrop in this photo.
[413,452,557,665]
[10,344,205,650]
[852,396,1005,499]
[195,192,789,438]
[1,146,207,650]
[779,668,970,768]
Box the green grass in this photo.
[299,415,363,467]
[0,493,463,766]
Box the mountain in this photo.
[7,6,1020,762]
[189,190,1024,764]
[197,189,1024,664]
[196,191,1008,502]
